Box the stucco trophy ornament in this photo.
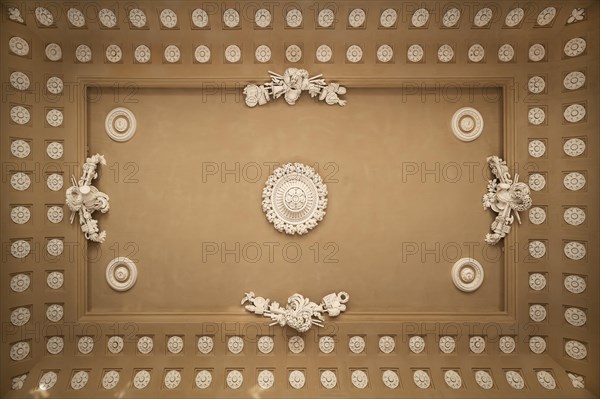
[482,156,532,245]
[66,154,110,242]
[243,68,347,107]
[241,291,349,333]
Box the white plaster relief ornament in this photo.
[12,374,27,390]
[529,336,546,354]
[196,370,212,389]
[244,69,346,107]
[383,370,399,389]
[106,257,137,291]
[66,154,110,243]
[537,7,556,25]
[289,370,305,389]
[241,291,348,333]
[47,336,63,354]
[11,140,30,158]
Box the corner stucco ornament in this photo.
[241,291,349,333]
[243,68,347,107]
[483,156,532,245]
[66,154,110,242]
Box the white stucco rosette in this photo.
[262,162,327,235]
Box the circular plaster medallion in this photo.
[529,44,545,62]
[10,342,30,361]
[451,107,483,141]
[564,172,586,191]
[255,9,271,28]
[352,370,368,389]
[134,45,151,63]
[412,8,429,27]
[47,238,64,256]
[451,258,484,292]
[286,9,303,27]
[468,44,484,62]
[474,7,492,26]
[407,44,424,62]
[321,370,337,389]
[10,72,30,91]
[529,304,547,322]
[529,336,546,354]
[528,76,546,94]
[164,370,181,389]
[438,44,454,62]
[105,44,122,63]
[106,257,137,291]
[529,273,547,291]
[564,71,586,90]
[225,44,241,63]
[11,172,30,191]
[46,109,63,127]
[194,45,210,63]
[528,140,546,158]
[316,45,332,62]
[257,336,274,354]
[565,340,587,359]
[46,76,63,95]
[565,275,586,294]
[413,370,430,389]
[528,107,546,125]
[192,9,209,28]
[255,45,271,63]
[377,44,393,63]
[47,336,63,354]
[47,206,64,224]
[258,370,274,389]
[99,8,117,28]
[289,370,305,389]
[160,9,177,28]
[318,9,334,27]
[11,206,30,224]
[564,38,586,57]
[47,271,64,289]
[197,336,213,353]
[35,7,54,26]
[564,138,586,157]
[445,370,462,389]
[129,9,146,28]
[380,8,397,27]
[11,240,30,258]
[78,336,94,354]
[223,8,239,28]
[499,336,516,353]
[195,370,212,389]
[133,370,150,389]
[164,45,180,63]
[528,174,546,191]
[475,370,494,389]
[9,37,29,56]
[439,336,456,353]
[262,163,327,235]
[105,107,136,142]
[564,104,586,123]
[137,336,153,354]
[506,371,524,389]
[528,207,546,224]
[11,307,30,326]
[227,370,243,389]
[76,44,92,63]
[11,140,30,158]
[443,8,461,27]
[506,8,524,26]
[470,336,485,353]
[10,274,30,292]
[498,44,515,62]
[349,336,365,353]
[409,336,425,353]
[348,8,365,27]
[68,8,85,27]
[564,207,585,226]
[565,307,586,326]
[11,105,30,125]
[47,142,64,160]
[379,336,395,353]
[537,7,556,25]
[102,370,119,389]
[288,336,304,354]
[39,371,57,390]
[46,304,63,322]
[564,241,586,260]
[382,370,399,389]
[346,45,363,63]
[167,336,183,354]
[537,370,556,389]
[285,44,302,63]
[319,336,335,353]
[228,336,244,354]
[107,336,124,354]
